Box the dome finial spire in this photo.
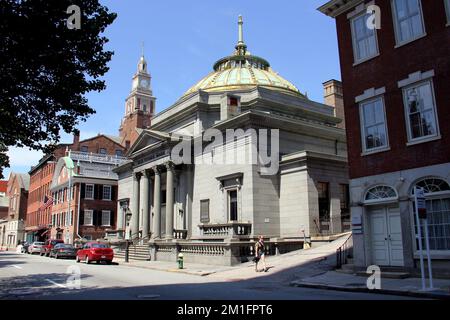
[238,15,244,45]
[235,15,247,55]
[141,41,145,58]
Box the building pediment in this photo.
[127,129,191,158]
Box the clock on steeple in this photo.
[119,50,156,147]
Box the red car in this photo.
[76,242,114,264]
[40,239,64,257]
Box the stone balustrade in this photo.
[173,229,188,240]
[198,222,252,239]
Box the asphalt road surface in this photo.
[0,252,415,300]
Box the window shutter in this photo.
[93,210,99,226]
[80,183,85,199]
[99,185,104,200]
[111,186,116,201]
[94,185,99,200]
[79,210,84,226]
[110,211,114,227]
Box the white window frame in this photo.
[101,210,111,227]
[359,96,390,155]
[84,209,93,226]
[401,79,440,145]
[85,184,94,200]
[350,11,379,64]
[391,0,426,47]
[102,185,112,201]
[410,178,450,255]
[445,0,450,26]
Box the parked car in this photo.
[28,241,45,254]
[40,239,64,257]
[21,242,30,253]
[49,243,77,259]
[76,242,114,264]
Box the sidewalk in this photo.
[114,258,235,276]
[115,235,350,281]
[290,270,450,299]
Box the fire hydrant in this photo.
[177,253,184,269]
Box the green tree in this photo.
[0,0,117,178]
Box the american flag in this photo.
[40,195,53,211]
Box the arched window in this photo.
[364,185,397,203]
[411,178,450,195]
[412,178,450,251]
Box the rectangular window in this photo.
[115,150,123,157]
[101,210,111,226]
[446,0,450,24]
[339,184,350,218]
[200,199,210,223]
[229,190,238,221]
[415,198,450,250]
[84,210,93,225]
[99,148,107,155]
[392,0,425,45]
[102,185,112,200]
[403,80,439,142]
[80,146,88,153]
[359,97,389,152]
[318,182,330,221]
[85,184,94,200]
[350,12,379,62]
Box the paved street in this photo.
[0,252,416,300]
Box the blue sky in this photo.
[4,0,340,179]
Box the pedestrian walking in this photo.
[254,235,267,272]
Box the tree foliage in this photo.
[0,0,117,178]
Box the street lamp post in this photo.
[125,209,132,263]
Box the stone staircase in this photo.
[114,243,150,262]
[336,259,411,279]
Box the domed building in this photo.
[113,16,349,265]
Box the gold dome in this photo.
[183,16,303,97]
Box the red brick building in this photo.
[3,173,29,249]
[0,180,8,220]
[25,53,155,244]
[49,153,125,244]
[319,0,450,272]
[26,133,127,243]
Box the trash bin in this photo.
[177,253,184,269]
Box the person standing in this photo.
[254,235,267,272]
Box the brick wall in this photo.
[336,0,450,179]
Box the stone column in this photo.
[116,204,124,232]
[152,167,161,239]
[186,165,193,239]
[141,170,150,240]
[329,182,342,234]
[131,172,140,239]
[165,162,174,240]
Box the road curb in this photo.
[290,280,450,300]
[114,260,216,277]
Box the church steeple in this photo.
[119,48,156,147]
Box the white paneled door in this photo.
[369,206,404,266]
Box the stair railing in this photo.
[336,233,353,268]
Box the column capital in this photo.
[165,161,175,171]
[142,169,152,178]
[133,171,141,180]
[151,166,162,175]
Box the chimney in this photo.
[73,129,80,151]
[323,79,345,129]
